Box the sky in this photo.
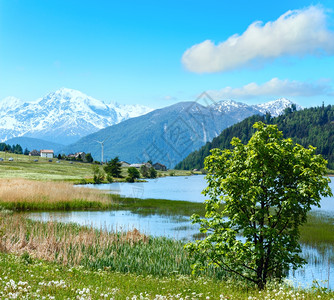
[1,0,334,109]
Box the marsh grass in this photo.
[0,179,114,211]
[112,196,207,216]
[0,214,196,277]
[300,212,334,247]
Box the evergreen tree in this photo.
[140,165,149,177]
[104,156,122,178]
[126,167,140,182]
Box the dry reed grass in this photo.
[0,214,149,265]
[0,178,110,205]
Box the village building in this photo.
[153,162,167,171]
[130,162,153,168]
[29,149,40,156]
[120,161,131,167]
[75,152,86,159]
[129,163,144,168]
[40,149,54,159]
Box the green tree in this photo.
[140,165,149,178]
[57,154,62,160]
[24,148,30,156]
[126,167,140,182]
[149,167,157,178]
[104,156,122,178]
[13,144,22,154]
[85,153,93,163]
[186,122,332,289]
[92,165,104,184]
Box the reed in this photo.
[300,212,334,246]
[0,179,113,211]
[112,196,207,216]
[0,214,196,277]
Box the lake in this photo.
[81,175,208,202]
[81,174,334,211]
[28,175,334,289]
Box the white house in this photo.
[40,149,54,159]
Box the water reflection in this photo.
[27,210,199,241]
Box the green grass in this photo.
[112,195,207,217]
[0,152,95,181]
[0,151,192,182]
[0,198,115,212]
[0,251,333,299]
[300,212,334,246]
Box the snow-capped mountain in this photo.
[211,98,301,117]
[0,96,24,112]
[211,99,250,113]
[252,98,302,117]
[0,88,300,149]
[0,88,153,144]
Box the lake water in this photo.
[81,175,334,211]
[81,175,208,202]
[28,175,334,289]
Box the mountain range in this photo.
[0,88,300,167]
[61,97,300,168]
[0,88,152,145]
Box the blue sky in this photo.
[1,0,334,108]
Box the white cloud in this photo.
[207,78,333,99]
[182,6,334,73]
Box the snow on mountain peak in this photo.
[253,98,302,117]
[0,88,153,144]
[0,96,23,110]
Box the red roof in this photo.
[40,150,54,153]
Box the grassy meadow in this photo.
[0,152,334,298]
[0,151,193,182]
[2,252,332,300]
[0,151,96,181]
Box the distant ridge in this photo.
[4,137,64,153]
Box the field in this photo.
[3,252,332,300]
[0,151,95,181]
[0,151,193,182]
[0,154,334,298]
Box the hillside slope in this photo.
[175,105,334,170]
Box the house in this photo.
[40,149,54,159]
[120,161,131,167]
[153,162,167,171]
[129,163,144,168]
[75,152,86,159]
[29,149,40,156]
[130,162,153,169]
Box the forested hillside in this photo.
[175,104,334,170]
